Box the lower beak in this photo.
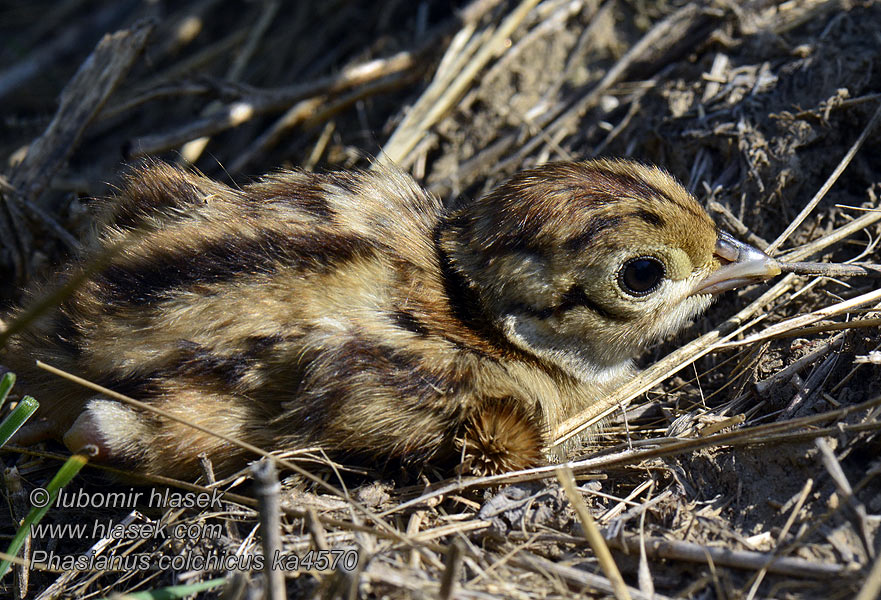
[692,231,781,295]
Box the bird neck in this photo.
[434,218,632,385]
[497,313,637,385]
[434,223,530,359]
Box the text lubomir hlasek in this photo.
[51,487,222,509]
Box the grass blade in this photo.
[0,453,88,580]
[0,394,37,447]
[0,371,16,410]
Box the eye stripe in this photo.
[553,284,624,320]
[504,285,624,322]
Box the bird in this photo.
[4,158,780,479]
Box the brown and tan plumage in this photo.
[5,159,779,478]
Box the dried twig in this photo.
[779,261,881,278]
[10,19,155,203]
[606,533,848,579]
[380,0,542,165]
[130,50,422,157]
[742,478,812,600]
[755,334,844,395]
[855,551,881,600]
[557,465,631,600]
[252,460,286,600]
[815,438,874,558]
[33,511,141,600]
[437,541,464,600]
[502,2,715,170]
[510,552,663,600]
[2,19,153,279]
[724,287,881,347]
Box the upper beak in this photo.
[691,231,781,295]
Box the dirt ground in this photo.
[1,1,880,598]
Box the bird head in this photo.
[439,159,780,379]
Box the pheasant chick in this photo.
[6,159,780,478]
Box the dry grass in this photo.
[1,0,880,598]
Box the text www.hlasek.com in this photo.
[31,519,222,541]
[31,549,360,572]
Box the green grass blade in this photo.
[0,371,16,410]
[0,394,38,447]
[0,453,88,580]
[109,577,227,599]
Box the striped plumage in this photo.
[6,159,779,478]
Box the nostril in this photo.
[714,231,742,264]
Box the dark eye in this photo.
[618,257,665,296]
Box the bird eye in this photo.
[618,257,665,296]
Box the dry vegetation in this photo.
[1,0,880,598]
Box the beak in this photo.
[692,231,781,295]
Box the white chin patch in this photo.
[502,315,635,383]
[647,282,716,341]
